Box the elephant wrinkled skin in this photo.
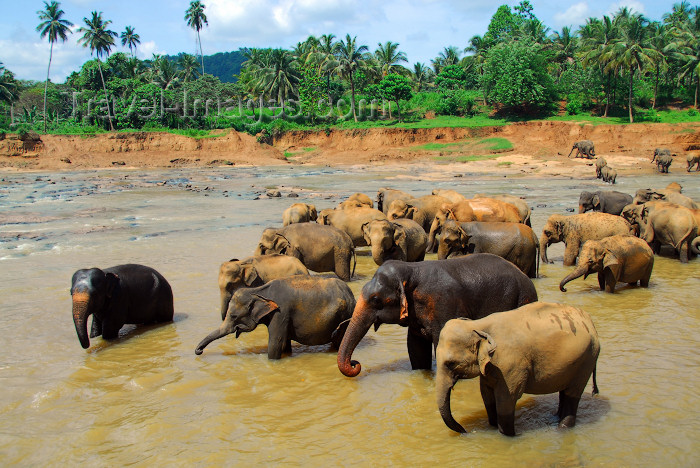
[436,302,600,436]
[362,218,427,266]
[318,205,386,247]
[568,140,596,159]
[578,190,632,215]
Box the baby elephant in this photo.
[71,264,174,349]
[195,276,355,359]
[559,235,654,293]
[436,302,600,436]
[600,165,617,184]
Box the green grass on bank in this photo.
[415,136,513,153]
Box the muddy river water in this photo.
[0,164,698,466]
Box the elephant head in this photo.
[539,215,565,264]
[386,199,416,221]
[559,240,618,291]
[254,228,278,256]
[436,325,496,433]
[70,268,120,349]
[437,219,469,260]
[621,204,649,240]
[218,259,260,320]
[427,204,453,252]
[578,191,598,213]
[362,220,406,265]
[337,263,409,377]
[317,208,335,225]
[195,289,279,354]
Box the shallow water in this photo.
[0,165,698,466]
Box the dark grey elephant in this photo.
[196,276,355,359]
[652,148,670,163]
[254,223,355,281]
[437,219,539,278]
[361,218,427,266]
[578,190,633,215]
[595,157,607,178]
[655,154,673,173]
[70,264,174,349]
[218,255,309,320]
[568,140,595,159]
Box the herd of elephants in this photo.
[69,147,700,437]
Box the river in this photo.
[0,164,698,466]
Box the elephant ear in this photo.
[361,221,372,246]
[105,272,120,299]
[603,249,621,279]
[457,225,470,250]
[250,294,280,323]
[398,280,409,324]
[406,206,417,219]
[592,194,601,209]
[475,330,496,376]
[392,225,407,260]
[309,205,318,221]
[445,208,456,221]
[243,265,260,286]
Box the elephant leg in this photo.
[557,392,581,428]
[604,269,617,293]
[480,378,498,427]
[597,271,605,291]
[563,242,579,267]
[90,316,103,338]
[640,266,652,287]
[407,331,432,370]
[334,250,352,281]
[266,312,290,359]
[101,319,121,340]
[680,239,690,263]
[494,393,517,436]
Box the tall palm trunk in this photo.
[628,65,634,123]
[652,65,659,110]
[349,73,357,122]
[198,30,204,74]
[43,42,54,134]
[603,72,610,118]
[97,60,114,131]
[695,75,698,109]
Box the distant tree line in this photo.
[1,1,699,135]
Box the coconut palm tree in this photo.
[178,53,200,82]
[602,12,660,122]
[648,22,668,108]
[666,20,700,107]
[374,41,408,76]
[431,46,461,74]
[411,62,433,91]
[663,1,692,28]
[332,34,370,122]
[152,56,180,89]
[579,15,618,117]
[185,1,208,74]
[249,48,300,113]
[78,11,117,130]
[36,1,73,133]
[316,33,337,105]
[551,26,578,78]
[0,62,18,105]
[465,35,489,104]
[120,26,140,57]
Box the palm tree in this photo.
[185,1,208,74]
[120,26,140,57]
[152,56,180,89]
[663,1,692,28]
[551,26,578,78]
[411,62,433,91]
[465,35,489,104]
[178,53,200,82]
[316,34,337,105]
[332,34,370,122]
[648,22,668,108]
[603,13,660,122]
[431,46,461,74]
[579,15,618,117]
[666,21,700,107]
[78,11,117,130]
[374,41,408,76]
[249,48,299,113]
[0,62,18,105]
[36,1,73,133]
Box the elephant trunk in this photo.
[72,292,91,349]
[436,369,466,433]
[539,235,550,264]
[691,236,700,255]
[426,218,440,252]
[578,204,585,214]
[337,297,375,377]
[220,291,233,321]
[559,266,587,292]
[370,238,392,266]
[195,325,233,355]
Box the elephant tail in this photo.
[592,364,599,395]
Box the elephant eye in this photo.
[370,295,384,310]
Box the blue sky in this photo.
[0,0,679,82]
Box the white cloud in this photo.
[0,34,90,82]
[553,2,591,29]
[136,41,166,60]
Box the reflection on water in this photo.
[0,166,698,465]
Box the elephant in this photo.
[652,148,670,163]
[318,205,386,247]
[337,254,538,377]
[195,276,355,359]
[387,195,451,233]
[474,194,531,226]
[621,203,697,263]
[254,223,355,281]
[687,154,700,172]
[282,203,317,226]
[361,218,428,266]
[346,192,374,208]
[633,188,698,210]
[436,302,600,436]
[432,189,467,203]
[540,212,634,266]
[218,254,309,320]
[666,182,682,193]
[437,220,539,278]
[559,235,654,293]
[656,154,673,173]
[595,157,607,179]
[426,199,522,251]
[578,190,633,215]
[70,264,174,349]
[600,165,617,184]
[377,187,412,214]
[568,140,595,159]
